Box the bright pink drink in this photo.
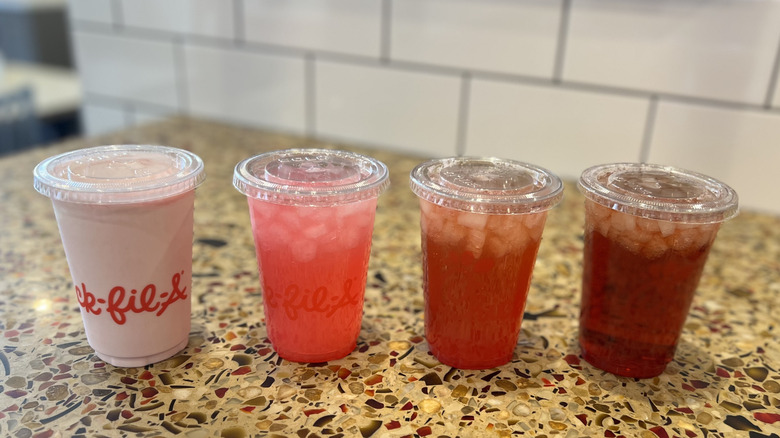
[234,149,389,362]
[248,199,376,362]
[34,145,205,367]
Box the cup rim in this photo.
[33,145,206,205]
[233,148,390,206]
[578,162,739,224]
[409,156,564,214]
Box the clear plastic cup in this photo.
[410,157,563,369]
[33,145,206,367]
[233,149,389,362]
[578,163,738,378]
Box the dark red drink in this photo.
[577,163,737,379]
[579,207,718,378]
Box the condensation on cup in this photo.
[578,163,738,378]
[410,157,563,369]
[34,145,206,367]
[233,149,389,363]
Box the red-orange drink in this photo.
[578,164,738,378]
[411,158,563,369]
[234,149,389,362]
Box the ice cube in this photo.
[611,211,636,233]
[586,202,612,222]
[594,218,611,238]
[465,228,487,259]
[657,220,676,237]
[522,212,547,233]
[419,199,436,217]
[279,210,301,229]
[291,238,318,263]
[343,226,369,249]
[251,201,274,220]
[457,211,489,230]
[303,223,329,239]
[422,214,445,238]
[441,219,468,245]
[487,235,509,258]
[643,236,669,259]
[261,223,292,250]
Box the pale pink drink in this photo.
[234,149,389,362]
[34,145,205,367]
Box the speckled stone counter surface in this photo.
[2,118,779,438]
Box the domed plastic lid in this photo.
[233,149,389,206]
[410,157,563,214]
[34,145,205,204]
[578,163,739,223]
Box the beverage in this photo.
[411,157,563,369]
[578,163,738,378]
[33,145,206,367]
[234,149,388,362]
[248,199,376,361]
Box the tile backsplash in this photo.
[67,0,780,214]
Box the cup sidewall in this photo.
[52,191,195,364]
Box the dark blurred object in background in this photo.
[0,0,72,67]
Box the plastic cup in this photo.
[578,163,738,378]
[233,149,389,362]
[33,145,206,367]
[410,157,563,369]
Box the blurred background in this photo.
[2,0,780,214]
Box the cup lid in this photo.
[233,149,390,206]
[33,145,206,204]
[410,157,563,214]
[578,163,739,223]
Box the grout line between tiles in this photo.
[639,95,659,163]
[111,0,124,30]
[305,53,317,137]
[456,73,472,156]
[84,93,179,114]
[71,25,780,117]
[553,0,571,83]
[174,38,190,113]
[233,0,245,46]
[124,102,135,127]
[380,0,392,63]
[764,33,780,109]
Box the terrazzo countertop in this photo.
[2,118,779,438]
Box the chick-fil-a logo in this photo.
[264,278,361,320]
[75,271,188,325]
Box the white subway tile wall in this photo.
[66,0,780,213]
[565,0,780,105]
[184,45,307,134]
[650,101,780,216]
[67,0,113,24]
[72,32,179,107]
[242,0,383,57]
[120,0,236,39]
[81,103,127,136]
[466,79,648,179]
[316,61,461,156]
[391,0,562,77]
